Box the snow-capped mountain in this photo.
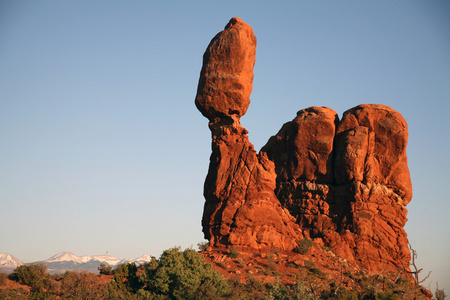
[116,254,153,266]
[0,251,153,274]
[45,251,85,264]
[0,253,23,268]
[90,255,121,266]
[45,252,121,266]
[43,251,153,274]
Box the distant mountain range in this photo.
[0,251,153,274]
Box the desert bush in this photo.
[321,245,333,252]
[258,280,318,300]
[112,262,143,293]
[28,289,56,299]
[321,286,358,300]
[304,259,315,269]
[296,238,313,255]
[142,247,229,299]
[0,272,7,286]
[238,259,245,268]
[285,281,315,300]
[0,287,30,299]
[98,262,113,275]
[267,251,277,273]
[247,274,267,292]
[374,291,400,300]
[60,271,108,299]
[216,262,226,269]
[108,280,142,300]
[197,241,210,251]
[10,263,49,291]
[266,280,288,300]
[228,246,239,259]
[435,283,447,300]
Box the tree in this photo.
[60,271,108,299]
[112,262,143,293]
[10,263,49,291]
[143,247,229,299]
[407,242,431,287]
[98,263,113,275]
[0,272,7,287]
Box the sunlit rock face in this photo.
[196,17,412,273]
[196,17,302,252]
[262,104,412,272]
[195,17,256,121]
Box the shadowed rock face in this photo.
[195,17,412,273]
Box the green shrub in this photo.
[60,271,108,299]
[228,246,239,259]
[0,287,30,299]
[112,262,143,293]
[143,247,229,299]
[238,259,245,268]
[296,238,313,255]
[0,272,7,286]
[10,263,49,291]
[344,270,354,279]
[321,286,359,300]
[310,267,323,276]
[98,262,113,275]
[266,280,316,300]
[244,274,265,294]
[267,251,277,273]
[321,245,333,252]
[374,291,400,300]
[304,260,315,269]
[286,281,315,299]
[28,289,56,299]
[197,241,210,251]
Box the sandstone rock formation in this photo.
[261,104,411,272]
[195,17,256,121]
[196,17,412,274]
[196,17,302,251]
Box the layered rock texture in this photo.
[196,18,412,273]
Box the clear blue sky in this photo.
[1,0,449,291]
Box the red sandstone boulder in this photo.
[195,17,256,121]
[335,104,412,204]
[261,106,338,183]
[346,181,411,272]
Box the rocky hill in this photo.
[195,16,421,287]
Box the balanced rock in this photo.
[262,106,338,184]
[195,17,256,121]
[197,18,302,251]
[196,18,413,274]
